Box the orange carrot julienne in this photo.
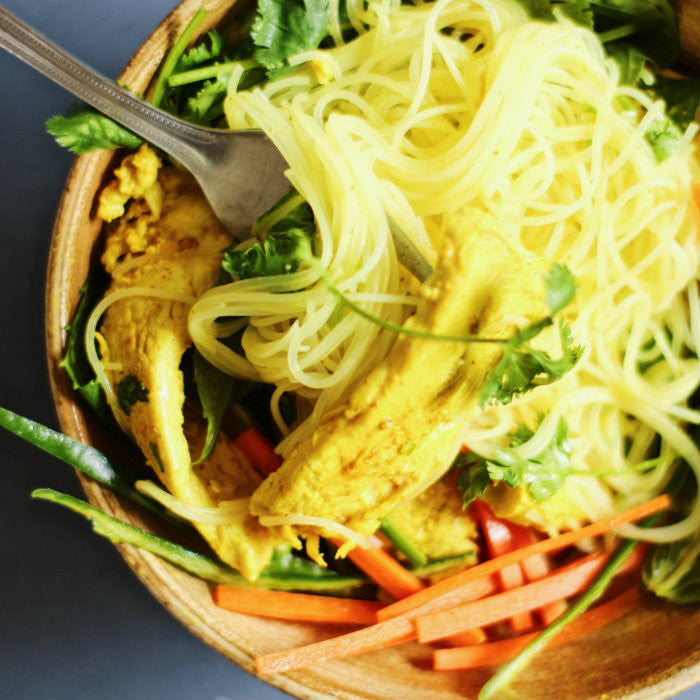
[332,538,425,600]
[255,614,416,675]
[254,548,645,675]
[433,586,642,671]
[377,572,500,623]
[377,494,670,622]
[509,523,567,626]
[446,627,488,647]
[415,545,646,644]
[474,501,534,632]
[213,586,384,625]
[234,426,283,476]
[416,551,607,643]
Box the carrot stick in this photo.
[377,573,500,627]
[254,548,645,675]
[377,494,670,622]
[255,615,416,675]
[473,501,534,632]
[416,545,645,643]
[213,586,384,625]
[433,586,641,670]
[509,523,567,626]
[234,426,283,476]
[332,538,425,600]
[446,627,488,647]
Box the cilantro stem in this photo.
[323,275,507,345]
[478,535,640,699]
[168,59,259,87]
[151,8,209,107]
[597,23,637,44]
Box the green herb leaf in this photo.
[253,189,315,237]
[545,263,577,315]
[59,270,117,427]
[606,42,646,85]
[176,29,225,71]
[589,0,679,69]
[192,351,235,465]
[222,228,317,280]
[251,0,331,74]
[116,374,149,416]
[46,108,143,154]
[454,419,573,505]
[479,320,581,407]
[647,75,700,132]
[181,77,229,125]
[454,456,491,508]
[645,115,683,163]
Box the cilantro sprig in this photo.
[454,417,671,508]
[46,108,144,155]
[454,418,573,506]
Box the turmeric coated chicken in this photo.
[98,148,284,579]
[250,210,551,548]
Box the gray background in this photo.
[0,1,698,699]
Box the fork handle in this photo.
[0,4,216,170]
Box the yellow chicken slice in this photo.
[99,160,282,579]
[385,477,478,561]
[250,209,551,545]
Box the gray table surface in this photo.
[0,2,698,699]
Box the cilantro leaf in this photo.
[251,0,331,73]
[454,455,491,508]
[645,116,684,163]
[454,419,573,507]
[545,263,577,315]
[181,77,229,126]
[480,266,582,407]
[589,0,679,69]
[176,30,225,71]
[46,108,143,154]
[606,43,646,86]
[647,75,700,132]
[117,375,149,416]
[222,228,316,280]
[254,189,315,237]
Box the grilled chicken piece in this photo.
[99,158,282,579]
[251,209,550,546]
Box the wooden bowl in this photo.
[45,1,700,698]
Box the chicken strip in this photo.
[251,209,551,545]
[99,156,282,579]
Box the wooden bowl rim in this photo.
[43,1,700,698]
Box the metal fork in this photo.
[0,5,432,280]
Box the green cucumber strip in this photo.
[32,488,367,593]
[0,406,184,528]
[379,516,427,567]
[410,551,477,578]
